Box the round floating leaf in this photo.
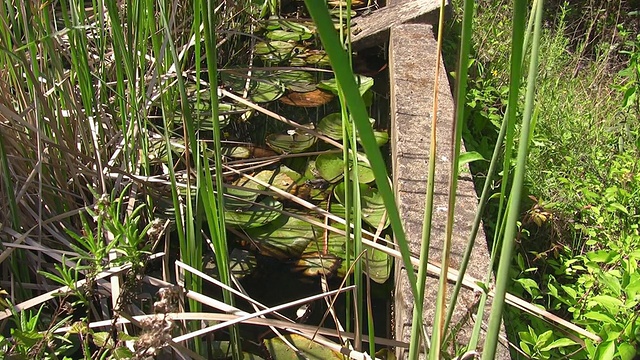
[317,113,343,140]
[280,20,314,34]
[222,145,252,159]
[361,130,389,147]
[220,71,284,103]
[318,75,374,95]
[264,334,342,360]
[248,80,284,103]
[225,176,266,209]
[254,165,301,195]
[245,214,321,260]
[334,182,390,229]
[255,41,296,62]
[315,153,344,183]
[224,197,283,228]
[266,29,312,41]
[279,89,334,107]
[266,131,316,154]
[315,153,375,184]
[276,70,316,93]
[318,113,389,146]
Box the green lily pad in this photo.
[264,334,342,360]
[266,131,316,154]
[275,70,316,92]
[225,197,283,228]
[245,214,321,260]
[225,177,266,209]
[317,112,389,146]
[254,165,301,193]
[303,231,392,283]
[255,40,296,63]
[221,71,284,103]
[222,145,252,159]
[317,113,344,139]
[318,75,374,95]
[334,182,390,229]
[266,29,312,42]
[248,80,285,103]
[315,153,375,184]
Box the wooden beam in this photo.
[350,0,443,50]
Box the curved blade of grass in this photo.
[482,0,542,357]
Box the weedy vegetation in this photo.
[0,0,637,359]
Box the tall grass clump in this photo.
[459,0,639,358]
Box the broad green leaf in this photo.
[293,252,342,277]
[224,197,283,228]
[266,131,317,154]
[264,334,342,359]
[334,182,390,229]
[276,70,316,92]
[618,342,637,360]
[245,214,320,259]
[458,151,486,171]
[266,29,312,41]
[315,153,375,184]
[539,338,577,352]
[584,311,616,324]
[317,112,388,146]
[318,75,374,95]
[595,340,616,360]
[225,177,265,209]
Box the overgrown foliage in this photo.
[457,0,640,358]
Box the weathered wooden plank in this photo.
[350,0,442,49]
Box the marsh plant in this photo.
[0,0,632,358]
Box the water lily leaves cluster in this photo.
[221,160,392,282]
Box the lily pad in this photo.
[318,75,374,96]
[303,51,331,67]
[334,182,390,229]
[264,334,342,360]
[317,112,389,146]
[224,197,283,228]
[279,89,334,107]
[275,70,316,93]
[254,165,301,194]
[315,153,375,184]
[266,131,316,154]
[220,71,284,103]
[266,29,312,42]
[245,214,321,260]
[303,231,392,283]
[225,177,266,209]
[255,40,296,63]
